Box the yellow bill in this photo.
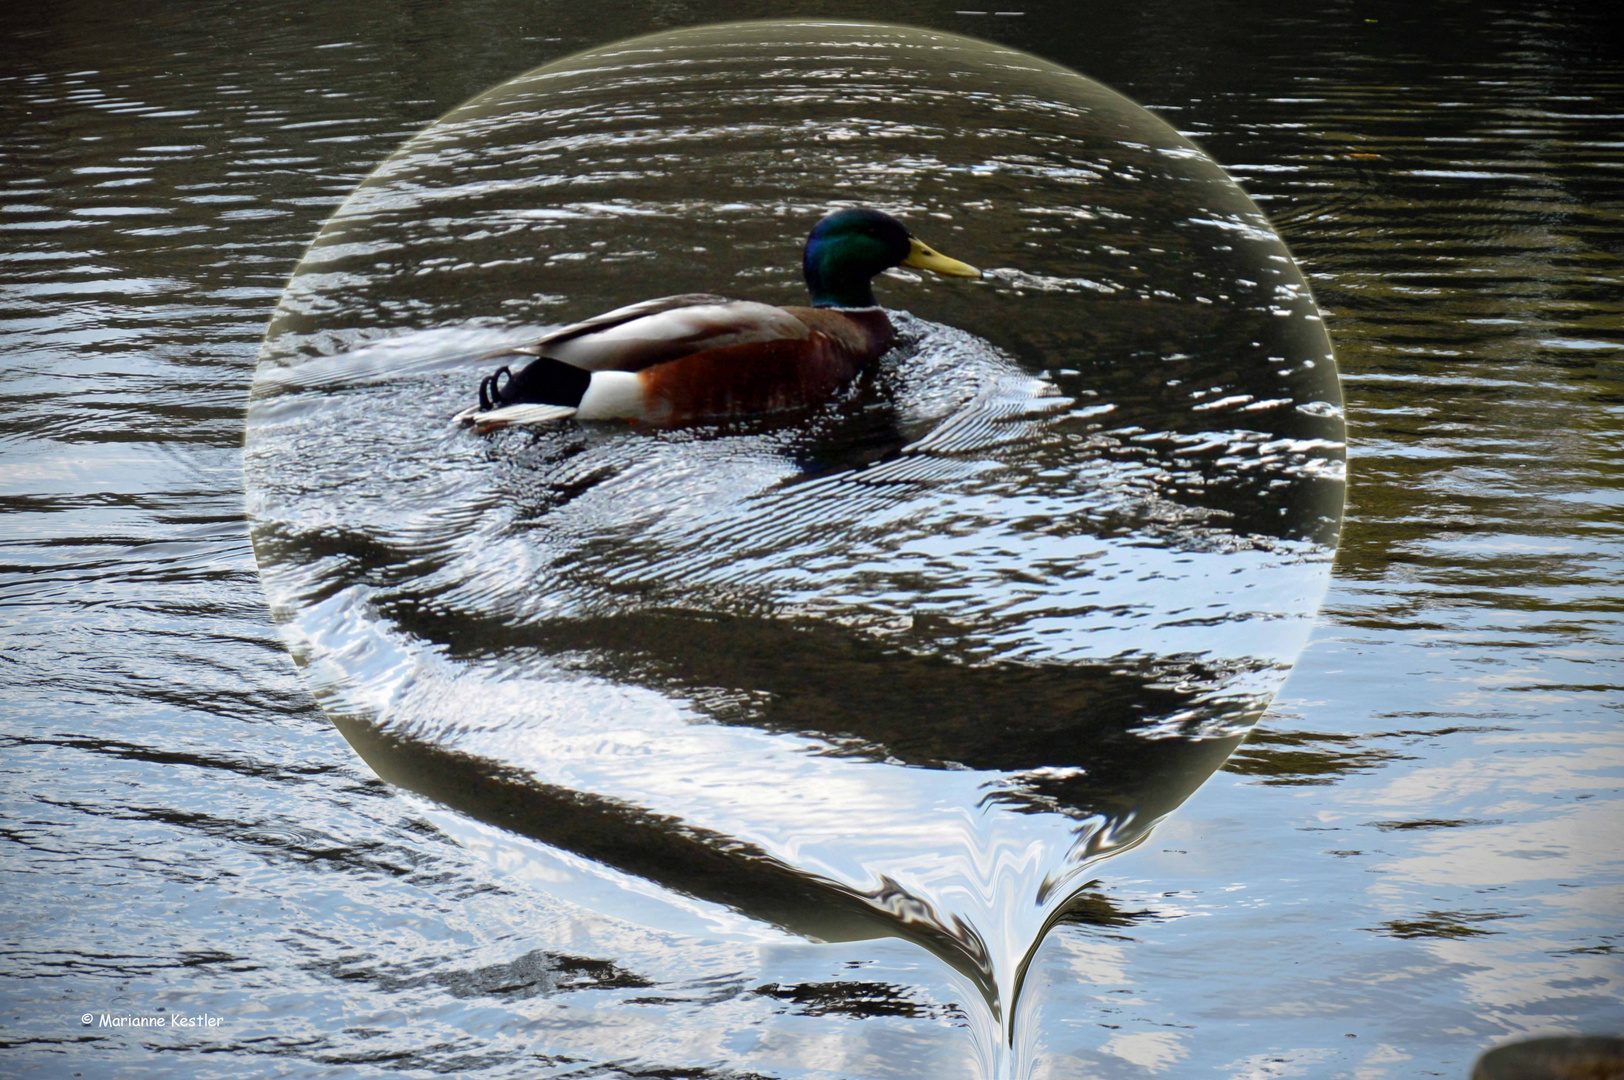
[903,236,981,278]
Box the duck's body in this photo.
[457,208,978,431]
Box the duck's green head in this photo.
[802,207,980,309]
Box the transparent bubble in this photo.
[247,20,1342,1070]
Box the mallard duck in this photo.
[455,207,979,431]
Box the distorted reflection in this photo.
[246,21,1342,1061]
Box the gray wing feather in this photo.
[479,294,811,374]
[478,294,729,361]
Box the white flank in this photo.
[576,371,646,420]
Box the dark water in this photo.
[2,3,1620,1078]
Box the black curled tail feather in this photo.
[474,357,592,411]
[478,366,512,411]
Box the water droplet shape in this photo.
[247,21,1343,1074]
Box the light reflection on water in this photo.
[1,3,1619,1078]
[246,22,1340,1068]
